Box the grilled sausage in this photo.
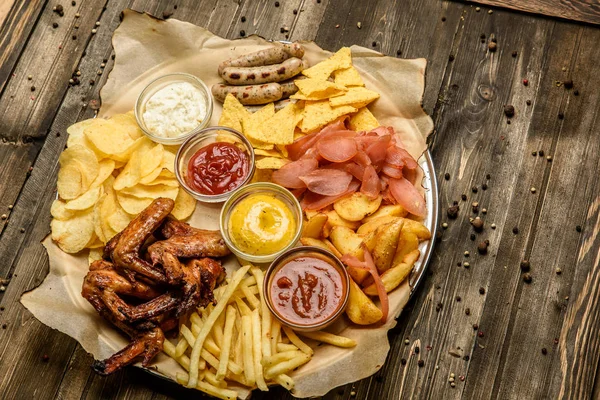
[221,57,306,86]
[211,82,283,105]
[218,43,305,76]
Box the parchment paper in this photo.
[22,10,433,398]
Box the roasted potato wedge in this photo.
[330,226,370,283]
[346,279,383,325]
[300,237,343,259]
[402,219,432,240]
[323,238,344,259]
[323,210,361,237]
[304,210,319,220]
[372,219,404,273]
[356,215,400,235]
[302,213,328,239]
[334,193,382,222]
[364,249,420,295]
[362,204,408,223]
[393,230,420,265]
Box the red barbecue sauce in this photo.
[270,254,345,326]
[186,142,249,195]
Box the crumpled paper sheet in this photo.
[22,10,433,398]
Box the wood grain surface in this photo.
[459,0,600,25]
[0,1,599,399]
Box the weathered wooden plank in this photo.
[459,0,600,26]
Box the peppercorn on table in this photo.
[1,1,600,399]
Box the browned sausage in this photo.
[217,43,305,76]
[279,79,299,99]
[221,57,305,85]
[211,82,283,105]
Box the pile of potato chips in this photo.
[51,112,195,256]
[217,47,382,176]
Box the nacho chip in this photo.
[256,157,290,170]
[251,102,296,145]
[254,149,284,158]
[242,103,276,147]
[251,169,274,183]
[302,47,352,81]
[329,86,380,108]
[219,93,250,133]
[333,66,364,87]
[291,79,347,100]
[349,107,380,131]
[276,144,289,158]
[300,100,357,133]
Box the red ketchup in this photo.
[270,254,345,326]
[186,142,249,195]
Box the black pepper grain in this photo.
[463,355,470,361]
[415,346,420,354]
[512,51,517,57]
[482,183,488,190]
[574,89,579,96]
[523,273,532,284]
[470,233,476,241]
[563,80,573,89]
[526,99,531,106]
[449,54,455,61]
[488,42,497,52]
[513,226,519,234]
[52,22,59,29]
[461,194,467,201]
[293,9,298,14]
[477,242,488,255]
[30,86,35,92]
[240,30,246,37]
[441,16,446,21]
[478,331,484,337]
[541,348,547,355]
[486,174,491,180]
[456,296,461,302]
[576,225,582,232]
[42,354,50,362]
[444,172,450,180]
[418,360,424,367]
[479,287,485,295]
[473,323,478,330]
[241,16,246,22]
[400,358,407,365]
[471,218,484,232]
[558,112,564,120]
[465,308,471,315]
[520,260,530,272]
[538,150,544,157]
[503,105,515,118]
[372,41,377,47]
[275,1,280,6]
[447,205,459,219]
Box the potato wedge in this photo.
[302,213,328,239]
[330,226,368,283]
[333,193,382,222]
[324,210,361,237]
[323,239,343,259]
[304,210,319,220]
[301,237,331,252]
[346,279,382,325]
[372,219,404,273]
[362,204,408,223]
[364,249,420,295]
[361,230,378,252]
[393,230,419,265]
[402,219,432,240]
[356,216,400,235]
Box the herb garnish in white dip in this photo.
[142,82,207,138]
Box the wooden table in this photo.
[1,1,599,399]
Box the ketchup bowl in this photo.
[264,246,350,332]
[175,126,255,203]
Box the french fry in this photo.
[252,309,268,390]
[251,267,272,359]
[242,275,257,287]
[264,353,311,380]
[241,283,260,309]
[299,331,357,348]
[176,372,237,400]
[216,305,237,381]
[213,312,226,348]
[270,319,281,355]
[174,336,189,358]
[205,369,227,388]
[273,374,295,390]
[233,321,243,367]
[276,343,298,352]
[282,326,314,355]
[261,350,304,368]
[241,315,256,386]
[188,265,250,388]
[234,296,253,316]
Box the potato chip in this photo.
[300,100,357,133]
[171,188,196,220]
[99,180,119,241]
[256,157,290,170]
[59,144,99,188]
[333,66,364,87]
[88,248,104,264]
[145,177,179,187]
[90,159,115,188]
[65,186,103,211]
[349,107,380,131]
[51,199,76,220]
[329,86,380,108]
[116,192,155,215]
[219,94,250,133]
[66,119,95,148]
[93,196,107,243]
[113,139,155,190]
[57,163,84,200]
[161,149,177,174]
[291,79,347,100]
[107,204,132,233]
[120,184,179,200]
[87,236,104,249]
[84,119,136,156]
[302,47,352,80]
[139,165,163,185]
[249,102,296,145]
[140,143,164,177]
[51,208,95,253]
[111,111,144,140]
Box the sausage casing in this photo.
[221,57,305,85]
[217,43,305,75]
[211,82,283,105]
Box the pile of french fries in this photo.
[300,193,432,325]
[163,265,356,400]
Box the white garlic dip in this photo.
[142,82,207,138]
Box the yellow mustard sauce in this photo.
[228,194,296,255]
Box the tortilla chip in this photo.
[251,102,296,145]
[242,103,275,149]
[300,100,357,133]
[291,79,347,100]
[349,107,380,131]
[302,47,352,81]
[219,94,250,132]
[329,87,380,108]
[277,144,289,158]
[334,66,365,87]
[254,149,284,158]
[255,157,290,170]
[251,169,274,183]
